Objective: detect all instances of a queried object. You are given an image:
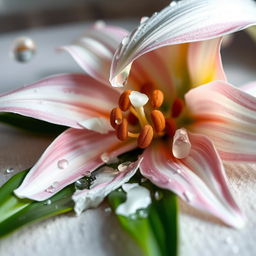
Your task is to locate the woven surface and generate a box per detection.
[0,21,255,256]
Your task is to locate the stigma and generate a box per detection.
[109,88,186,151]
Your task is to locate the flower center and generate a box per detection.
[109,88,186,150]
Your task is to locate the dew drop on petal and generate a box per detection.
[94,20,106,29]
[140,16,149,24]
[121,36,129,46]
[100,153,110,163]
[12,37,36,63]
[57,159,69,169]
[174,169,181,175]
[172,128,191,159]
[118,161,131,172]
[45,181,59,193]
[183,191,194,203]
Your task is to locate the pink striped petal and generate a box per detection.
[14,128,137,201]
[73,158,142,214]
[240,81,256,96]
[0,74,120,129]
[186,81,256,162]
[188,38,226,87]
[140,135,244,228]
[110,0,256,87]
[59,24,128,85]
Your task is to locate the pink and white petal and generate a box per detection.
[185,81,256,162]
[127,45,188,101]
[240,81,256,96]
[188,38,226,87]
[110,0,256,87]
[59,24,128,85]
[140,135,244,228]
[0,74,120,129]
[14,128,137,201]
[72,158,142,215]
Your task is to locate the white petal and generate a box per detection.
[78,117,113,134]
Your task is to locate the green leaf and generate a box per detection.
[0,113,66,134]
[108,184,179,256]
[0,170,75,238]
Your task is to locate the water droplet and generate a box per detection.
[94,20,106,29]
[115,118,122,125]
[100,153,110,163]
[121,37,129,46]
[45,182,59,193]
[138,209,148,218]
[174,169,181,175]
[140,16,149,24]
[118,161,131,172]
[12,37,36,63]
[44,199,52,205]
[172,128,191,159]
[5,168,15,174]
[170,1,177,7]
[57,159,69,169]
[104,207,112,215]
[75,178,90,190]
[183,191,194,203]
[154,191,163,201]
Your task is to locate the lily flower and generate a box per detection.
[0,0,256,229]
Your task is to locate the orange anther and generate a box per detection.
[151,110,166,133]
[119,90,131,111]
[116,118,128,141]
[110,107,123,128]
[172,98,184,118]
[127,111,138,125]
[151,90,164,108]
[137,125,154,148]
[165,118,176,137]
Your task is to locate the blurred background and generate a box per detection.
[0,0,170,32]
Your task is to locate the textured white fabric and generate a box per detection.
[0,21,255,256]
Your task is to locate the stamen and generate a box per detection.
[127,112,138,125]
[172,98,184,118]
[137,125,154,148]
[172,128,191,159]
[165,118,176,137]
[151,110,165,133]
[110,107,123,128]
[128,132,139,138]
[119,90,131,111]
[116,118,128,141]
[151,90,164,108]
